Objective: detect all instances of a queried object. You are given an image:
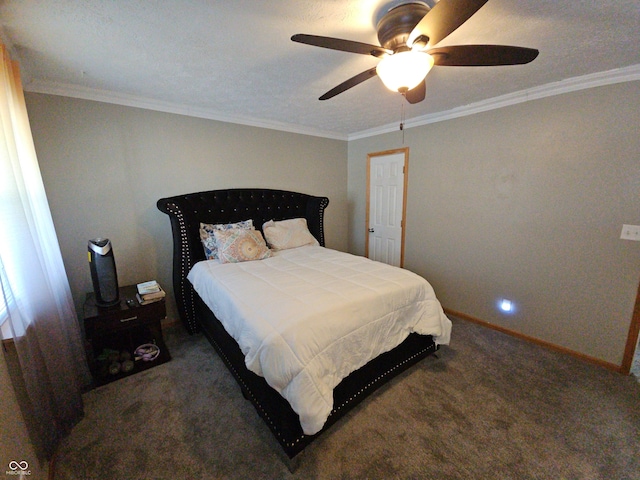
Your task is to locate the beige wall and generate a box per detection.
[25,93,348,323]
[348,81,640,366]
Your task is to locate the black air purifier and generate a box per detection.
[88,238,120,307]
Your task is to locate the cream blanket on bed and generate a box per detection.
[187,245,451,435]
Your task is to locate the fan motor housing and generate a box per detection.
[377,2,430,51]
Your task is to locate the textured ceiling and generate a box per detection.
[1,0,639,139]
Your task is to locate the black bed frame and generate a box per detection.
[157,188,438,460]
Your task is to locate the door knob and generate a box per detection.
[368,228,374,233]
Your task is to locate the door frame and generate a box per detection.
[365,147,409,267]
[620,278,640,374]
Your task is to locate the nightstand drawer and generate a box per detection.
[86,299,166,332]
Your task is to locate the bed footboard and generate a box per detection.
[195,293,437,459]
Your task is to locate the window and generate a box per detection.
[0,260,13,339]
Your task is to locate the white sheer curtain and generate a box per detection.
[0,44,91,459]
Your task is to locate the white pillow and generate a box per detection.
[262,218,319,251]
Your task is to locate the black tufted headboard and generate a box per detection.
[157,188,329,333]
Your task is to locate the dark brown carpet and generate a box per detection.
[54,316,640,479]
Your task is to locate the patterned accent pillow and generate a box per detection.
[200,220,254,260]
[262,218,319,251]
[213,228,272,264]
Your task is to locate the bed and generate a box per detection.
[157,188,451,462]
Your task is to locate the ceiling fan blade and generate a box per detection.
[319,67,378,100]
[408,0,489,48]
[430,45,539,66]
[405,80,426,104]
[291,34,391,57]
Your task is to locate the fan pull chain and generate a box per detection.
[400,95,406,144]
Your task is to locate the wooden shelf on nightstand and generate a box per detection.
[83,284,171,387]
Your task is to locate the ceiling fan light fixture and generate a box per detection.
[376,51,434,93]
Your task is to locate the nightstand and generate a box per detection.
[83,284,171,386]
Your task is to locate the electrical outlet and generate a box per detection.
[620,224,640,241]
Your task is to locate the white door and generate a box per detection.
[366,149,408,267]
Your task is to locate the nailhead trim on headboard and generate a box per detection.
[162,201,199,333]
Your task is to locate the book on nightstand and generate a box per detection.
[136,280,166,304]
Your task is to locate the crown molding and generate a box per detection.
[24,64,640,142]
[348,64,640,141]
[23,80,349,141]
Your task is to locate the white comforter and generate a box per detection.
[187,245,451,435]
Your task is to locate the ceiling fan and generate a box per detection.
[291,0,539,104]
